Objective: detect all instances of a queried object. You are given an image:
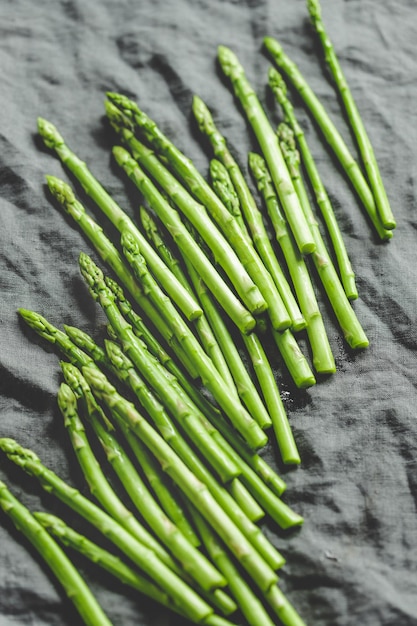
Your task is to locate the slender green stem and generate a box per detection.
[263,37,392,241]
[268,67,358,300]
[39,119,202,322]
[0,482,113,626]
[308,0,395,230]
[217,46,316,256]
[277,125,369,350]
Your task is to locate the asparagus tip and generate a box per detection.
[37,117,64,149]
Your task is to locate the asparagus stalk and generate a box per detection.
[0,440,214,624]
[268,67,358,300]
[193,95,305,332]
[106,102,267,321]
[277,124,369,350]
[0,481,113,626]
[114,240,267,450]
[79,367,281,594]
[140,205,239,392]
[106,93,295,332]
[57,381,181,573]
[263,37,393,241]
[308,0,395,230]
[113,145,257,334]
[46,176,198,379]
[60,362,228,594]
[241,332,301,464]
[216,46,316,256]
[38,119,202,322]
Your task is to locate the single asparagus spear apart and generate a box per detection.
[193,94,305,332]
[106,93,294,333]
[277,124,369,350]
[308,0,395,230]
[268,67,358,300]
[0,438,216,624]
[38,119,202,322]
[0,481,113,626]
[263,37,392,241]
[217,46,316,256]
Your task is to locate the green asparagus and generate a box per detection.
[0,481,113,626]
[193,95,305,332]
[277,124,369,349]
[216,46,316,256]
[308,0,396,230]
[263,37,392,241]
[268,67,358,300]
[39,119,202,322]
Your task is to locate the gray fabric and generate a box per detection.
[0,0,416,624]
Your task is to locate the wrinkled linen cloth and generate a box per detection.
[0,0,416,624]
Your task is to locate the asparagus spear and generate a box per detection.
[57,381,182,573]
[216,46,316,256]
[268,67,358,300]
[263,37,393,241]
[46,175,198,379]
[112,240,267,450]
[277,124,369,350]
[0,481,113,626]
[38,119,202,322]
[60,363,228,594]
[105,101,267,322]
[106,93,295,332]
[113,146,257,334]
[140,205,239,392]
[308,0,395,230]
[0,440,214,624]
[193,95,305,332]
[79,366,281,594]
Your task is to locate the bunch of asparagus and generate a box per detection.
[1,1,393,624]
